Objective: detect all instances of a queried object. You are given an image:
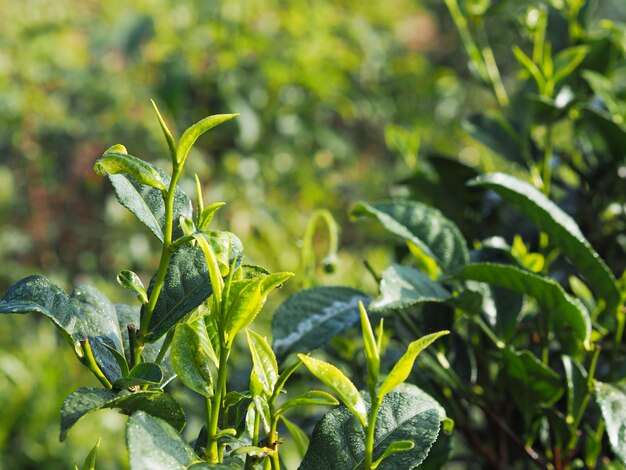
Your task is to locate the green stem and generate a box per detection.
[301,209,339,286]
[476,24,510,108]
[207,343,230,463]
[268,417,281,470]
[542,124,553,197]
[363,399,381,470]
[80,338,112,388]
[567,346,600,452]
[610,307,625,381]
[154,329,174,365]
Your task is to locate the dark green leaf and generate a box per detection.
[371,441,414,469]
[595,381,626,464]
[299,392,440,470]
[246,329,278,397]
[95,151,165,190]
[456,263,591,347]
[127,411,198,470]
[352,200,468,274]
[468,173,620,315]
[272,287,371,361]
[170,322,215,397]
[563,356,587,426]
[462,113,526,165]
[502,349,563,421]
[108,169,192,242]
[370,265,451,312]
[114,362,163,389]
[61,387,185,441]
[298,354,367,427]
[176,114,239,165]
[276,390,339,416]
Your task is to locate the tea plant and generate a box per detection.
[0,103,448,469]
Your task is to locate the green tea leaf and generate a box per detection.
[299,392,440,470]
[359,302,380,387]
[370,265,451,312]
[197,202,226,231]
[150,99,177,160]
[276,390,339,416]
[108,169,192,242]
[468,173,620,315]
[562,356,587,425]
[246,329,278,397]
[95,151,165,190]
[280,416,309,457]
[127,411,198,470]
[378,331,449,399]
[502,349,563,421]
[252,395,271,434]
[81,438,101,470]
[61,387,185,441]
[272,287,371,360]
[114,362,163,389]
[352,200,468,274]
[456,263,591,347]
[371,441,414,469]
[595,381,626,464]
[176,113,239,166]
[223,272,292,345]
[117,270,148,304]
[298,354,367,427]
[171,321,215,397]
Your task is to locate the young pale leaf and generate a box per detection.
[170,322,215,397]
[117,270,148,304]
[298,354,367,427]
[352,200,468,274]
[253,396,271,434]
[127,411,198,470]
[61,387,185,441]
[371,441,415,469]
[94,151,165,190]
[299,392,441,470]
[176,113,239,166]
[223,272,293,345]
[246,329,278,397]
[468,173,620,315]
[370,264,451,312]
[276,390,339,416]
[198,202,226,230]
[595,381,626,464]
[150,99,177,161]
[113,362,163,389]
[562,356,587,425]
[272,286,371,360]
[280,416,309,457]
[81,438,101,470]
[456,263,591,347]
[378,331,449,399]
[359,302,380,388]
[108,169,192,242]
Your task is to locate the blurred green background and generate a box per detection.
[1,0,626,468]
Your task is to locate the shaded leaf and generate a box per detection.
[127,411,198,470]
[595,381,626,464]
[299,392,440,470]
[61,387,185,441]
[370,265,451,312]
[171,322,215,397]
[114,362,163,389]
[117,271,148,304]
[272,287,371,361]
[352,200,468,274]
[563,356,587,426]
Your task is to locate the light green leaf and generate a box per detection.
[252,396,271,434]
[298,354,367,427]
[127,411,198,470]
[117,270,148,304]
[553,45,589,83]
[276,390,339,416]
[272,287,371,360]
[378,331,449,399]
[280,416,309,457]
[108,169,192,242]
[246,329,278,397]
[176,113,239,166]
[371,441,414,469]
[198,202,226,231]
[469,173,620,316]
[455,263,591,347]
[171,321,215,397]
[595,381,626,464]
[352,200,468,274]
[360,302,380,387]
[370,264,451,312]
[299,392,441,470]
[81,438,101,470]
[61,387,185,441]
[94,151,165,190]
[151,99,177,161]
[114,362,163,389]
[563,356,587,426]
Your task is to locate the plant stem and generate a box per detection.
[567,346,600,453]
[610,307,625,381]
[206,343,229,463]
[80,338,112,388]
[268,417,281,470]
[542,124,553,197]
[363,399,381,470]
[154,329,174,365]
[476,24,510,108]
